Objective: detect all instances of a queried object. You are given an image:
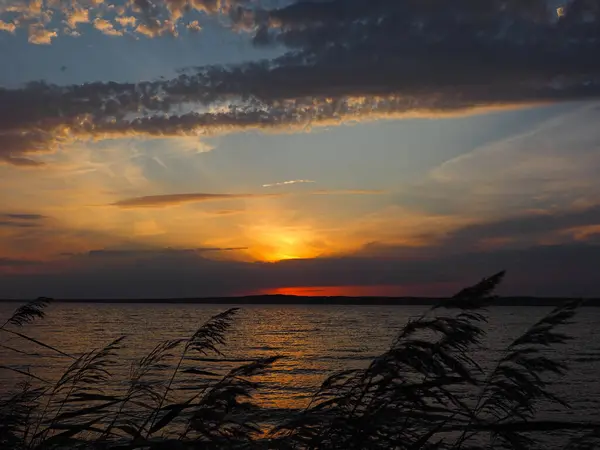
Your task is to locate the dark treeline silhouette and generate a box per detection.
[2,272,600,449]
[3,295,600,307]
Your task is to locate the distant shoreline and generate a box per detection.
[1,295,598,307]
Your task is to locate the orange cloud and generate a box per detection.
[112,193,284,208]
[0,19,16,33]
[93,18,123,36]
[65,8,89,29]
[28,23,57,44]
[111,190,384,208]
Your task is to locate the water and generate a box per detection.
[2,303,600,423]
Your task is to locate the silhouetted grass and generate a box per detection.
[1,272,600,449]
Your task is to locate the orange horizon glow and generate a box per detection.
[254,283,462,297]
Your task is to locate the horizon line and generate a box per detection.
[0,295,596,306]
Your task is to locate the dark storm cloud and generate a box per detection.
[2,0,600,165]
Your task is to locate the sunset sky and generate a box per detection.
[1,0,600,298]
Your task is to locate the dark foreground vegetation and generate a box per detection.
[2,272,600,449]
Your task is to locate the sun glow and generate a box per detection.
[245,225,324,262]
[259,231,315,262]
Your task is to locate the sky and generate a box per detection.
[1,0,600,298]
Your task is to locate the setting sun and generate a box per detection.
[250,227,323,262]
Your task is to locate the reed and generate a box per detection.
[1,273,599,449]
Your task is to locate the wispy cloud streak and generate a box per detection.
[262,179,315,187]
[112,189,385,208]
[112,193,283,208]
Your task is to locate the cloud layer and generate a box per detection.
[0,0,246,42]
[4,196,600,297]
[2,0,600,165]
[3,239,600,298]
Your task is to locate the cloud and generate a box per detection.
[4,0,594,47]
[262,179,315,187]
[64,247,248,258]
[0,20,15,33]
[65,7,89,29]
[449,205,600,242]
[115,16,137,28]
[2,214,47,221]
[431,204,600,255]
[112,192,283,208]
[210,209,245,216]
[28,23,57,44]
[111,189,384,208]
[311,189,385,195]
[135,20,178,38]
[393,103,600,217]
[0,0,242,42]
[0,213,48,228]
[345,199,600,258]
[0,89,548,167]
[3,240,600,298]
[1,0,600,165]
[0,221,39,228]
[187,20,202,32]
[93,18,123,36]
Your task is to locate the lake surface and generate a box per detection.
[2,302,600,423]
